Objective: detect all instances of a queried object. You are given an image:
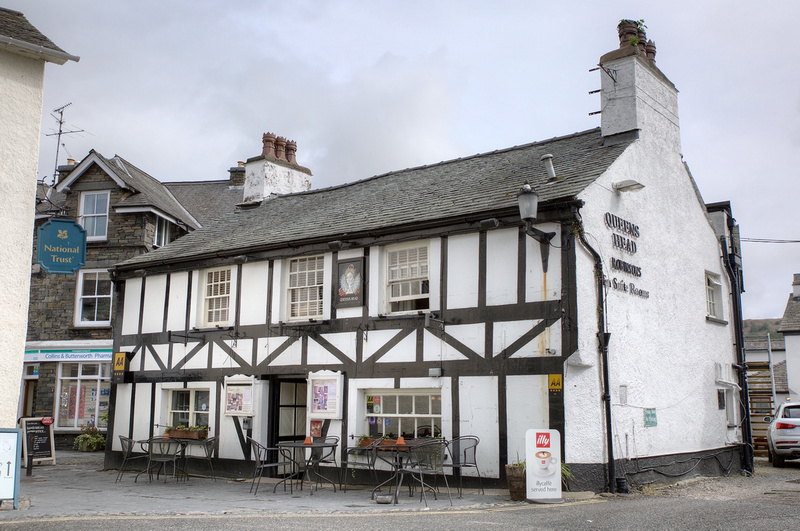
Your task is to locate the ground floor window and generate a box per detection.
[364,390,441,439]
[57,362,111,429]
[718,388,736,427]
[169,389,210,428]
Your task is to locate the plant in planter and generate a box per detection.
[73,424,106,452]
[164,425,208,440]
[505,457,526,501]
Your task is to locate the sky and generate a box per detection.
[7,0,800,321]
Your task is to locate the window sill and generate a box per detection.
[705,315,728,325]
[282,319,327,327]
[71,324,112,330]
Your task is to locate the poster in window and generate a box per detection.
[310,420,323,437]
[307,370,343,419]
[335,258,364,308]
[225,384,253,416]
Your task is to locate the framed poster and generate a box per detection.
[308,370,343,419]
[335,258,364,308]
[224,375,255,416]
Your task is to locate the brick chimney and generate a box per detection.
[599,20,679,153]
[243,132,312,203]
[228,161,245,187]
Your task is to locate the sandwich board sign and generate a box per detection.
[525,429,564,504]
[0,429,22,509]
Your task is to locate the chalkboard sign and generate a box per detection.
[19,417,56,465]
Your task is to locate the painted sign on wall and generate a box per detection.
[36,218,86,274]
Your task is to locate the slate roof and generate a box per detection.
[165,181,244,226]
[116,128,631,270]
[778,294,800,333]
[67,152,202,230]
[0,8,77,64]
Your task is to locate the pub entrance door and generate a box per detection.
[269,378,307,466]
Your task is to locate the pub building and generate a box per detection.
[106,23,750,490]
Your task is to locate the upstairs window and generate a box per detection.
[76,270,112,326]
[203,267,232,326]
[705,272,724,321]
[154,217,171,248]
[288,256,325,320]
[387,244,429,313]
[79,191,110,241]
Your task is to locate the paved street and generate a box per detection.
[1,452,799,529]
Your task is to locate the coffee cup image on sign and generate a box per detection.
[534,450,557,474]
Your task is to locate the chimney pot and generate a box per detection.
[262,132,276,158]
[286,140,297,164]
[67,158,75,166]
[617,20,639,48]
[275,136,287,161]
[645,40,657,61]
[238,160,245,167]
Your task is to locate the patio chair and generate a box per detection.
[248,437,294,495]
[396,438,452,507]
[443,435,484,496]
[116,435,149,482]
[193,436,218,481]
[144,438,184,483]
[341,436,385,492]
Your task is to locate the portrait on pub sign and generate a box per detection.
[336,258,364,308]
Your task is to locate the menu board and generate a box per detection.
[20,417,56,465]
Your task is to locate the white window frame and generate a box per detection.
[55,362,111,430]
[75,269,113,327]
[168,388,211,428]
[79,190,110,242]
[705,272,724,320]
[201,267,233,327]
[363,389,442,439]
[154,217,171,248]
[287,255,325,321]
[385,243,430,314]
[717,388,737,427]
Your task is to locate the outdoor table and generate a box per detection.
[370,440,420,502]
[277,440,339,495]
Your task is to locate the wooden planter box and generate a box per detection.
[166,429,207,440]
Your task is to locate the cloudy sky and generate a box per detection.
[8,0,800,321]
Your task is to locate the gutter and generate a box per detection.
[0,35,80,64]
[575,217,616,493]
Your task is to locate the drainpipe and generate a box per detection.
[720,230,754,474]
[576,220,616,493]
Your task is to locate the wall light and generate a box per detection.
[518,183,556,273]
[612,179,645,193]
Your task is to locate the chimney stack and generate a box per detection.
[793,274,800,298]
[228,161,245,187]
[243,132,312,204]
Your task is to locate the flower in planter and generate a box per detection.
[73,424,106,452]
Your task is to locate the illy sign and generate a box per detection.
[525,429,564,504]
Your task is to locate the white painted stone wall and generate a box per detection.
[566,53,741,464]
[784,335,800,401]
[243,158,311,203]
[0,49,46,428]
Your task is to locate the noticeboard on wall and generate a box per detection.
[308,370,343,419]
[19,417,56,465]
[224,375,255,416]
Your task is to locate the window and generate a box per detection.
[717,388,736,427]
[79,191,110,241]
[288,256,325,320]
[154,217,171,248]
[705,272,724,321]
[387,244,429,313]
[169,389,210,428]
[364,390,441,439]
[76,270,112,326]
[56,362,111,429]
[203,267,232,326]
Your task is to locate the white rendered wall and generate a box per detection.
[567,89,741,464]
[243,159,311,203]
[784,335,800,400]
[459,376,500,478]
[0,50,46,427]
[447,233,479,309]
[486,228,518,306]
[506,375,549,465]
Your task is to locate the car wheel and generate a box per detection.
[768,450,773,463]
[773,453,785,467]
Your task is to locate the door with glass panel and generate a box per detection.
[271,379,307,469]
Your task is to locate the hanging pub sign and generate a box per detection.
[335,258,364,308]
[36,218,86,274]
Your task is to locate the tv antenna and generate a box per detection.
[46,102,84,185]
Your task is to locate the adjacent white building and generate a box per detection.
[0,8,78,428]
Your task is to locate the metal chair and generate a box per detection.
[247,437,294,495]
[341,436,385,492]
[116,435,148,482]
[396,438,452,507]
[300,436,340,491]
[144,438,184,483]
[194,436,218,481]
[444,435,484,496]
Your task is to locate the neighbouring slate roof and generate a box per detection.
[89,152,201,230]
[778,294,800,333]
[748,360,789,394]
[744,338,785,352]
[35,183,66,218]
[0,8,77,64]
[116,128,631,270]
[164,181,244,226]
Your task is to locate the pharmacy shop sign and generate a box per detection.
[37,219,86,274]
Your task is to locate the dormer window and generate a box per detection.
[154,217,171,248]
[79,191,110,242]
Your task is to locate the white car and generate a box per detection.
[767,402,800,467]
